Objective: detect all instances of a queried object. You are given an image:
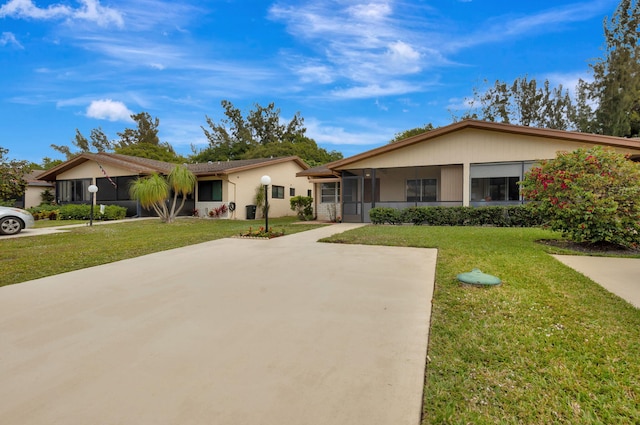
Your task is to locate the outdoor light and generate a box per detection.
[88,184,98,226]
[260,175,271,232]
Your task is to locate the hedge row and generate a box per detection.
[28,204,127,221]
[369,206,543,227]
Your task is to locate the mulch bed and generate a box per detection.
[537,239,640,256]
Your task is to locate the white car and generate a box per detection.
[0,206,35,235]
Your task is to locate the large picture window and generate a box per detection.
[96,176,137,201]
[471,177,520,201]
[198,180,222,202]
[406,179,437,202]
[321,182,340,203]
[56,179,92,203]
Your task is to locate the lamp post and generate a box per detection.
[260,175,271,232]
[88,184,98,226]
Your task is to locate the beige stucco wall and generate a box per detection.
[23,186,51,209]
[197,161,312,220]
[337,129,639,169]
[440,165,463,202]
[336,129,640,206]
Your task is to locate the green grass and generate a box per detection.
[322,226,640,424]
[1,217,325,287]
[33,219,87,228]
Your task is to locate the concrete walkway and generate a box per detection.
[0,224,437,425]
[553,255,640,308]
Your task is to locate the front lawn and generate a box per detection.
[1,217,324,287]
[322,226,640,424]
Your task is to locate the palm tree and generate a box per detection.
[130,165,196,223]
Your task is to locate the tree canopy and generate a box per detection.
[589,0,640,137]
[453,77,578,131]
[389,124,435,143]
[194,100,342,166]
[450,0,640,137]
[50,112,184,163]
[0,147,30,204]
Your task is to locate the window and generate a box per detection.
[307,189,312,197]
[321,182,339,203]
[272,185,284,199]
[406,179,437,202]
[198,180,222,202]
[96,176,137,201]
[289,187,295,197]
[471,177,520,201]
[56,179,91,203]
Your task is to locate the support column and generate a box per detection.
[462,162,470,207]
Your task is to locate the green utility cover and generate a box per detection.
[457,268,501,286]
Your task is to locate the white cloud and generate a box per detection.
[295,62,334,84]
[305,117,393,146]
[0,0,123,27]
[346,3,392,21]
[269,1,434,91]
[331,81,421,99]
[447,1,613,51]
[384,40,422,73]
[0,31,23,48]
[374,99,388,111]
[73,0,124,28]
[0,0,70,19]
[86,99,133,121]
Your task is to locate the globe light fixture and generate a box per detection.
[88,184,98,226]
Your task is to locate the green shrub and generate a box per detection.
[56,204,127,221]
[290,196,314,220]
[28,204,61,221]
[520,146,640,249]
[369,207,403,225]
[369,205,542,227]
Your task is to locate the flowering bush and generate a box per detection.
[520,146,640,249]
[239,226,284,238]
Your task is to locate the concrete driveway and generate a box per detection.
[0,224,437,425]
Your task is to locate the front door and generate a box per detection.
[341,176,361,222]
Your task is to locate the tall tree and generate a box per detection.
[456,77,576,130]
[51,112,182,162]
[570,79,598,134]
[114,112,161,148]
[242,134,343,166]
[51,127,112,159]
[0,147,30,204]
[198,100,307,161]
[589,0,640,137]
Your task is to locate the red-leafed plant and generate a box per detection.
[520,146,640,249]
[208,204,228,218]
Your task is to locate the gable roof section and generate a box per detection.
[296,164,340,178]
[326,119,640,171]
[25,170,54,187]
[37,153,174,181]
[37,153,309,181]
[188,156,309,176]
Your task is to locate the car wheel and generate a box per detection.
[0,217,23,235]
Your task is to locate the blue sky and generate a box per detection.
[0,0,620,163]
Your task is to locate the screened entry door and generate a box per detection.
[341,176,362,222]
